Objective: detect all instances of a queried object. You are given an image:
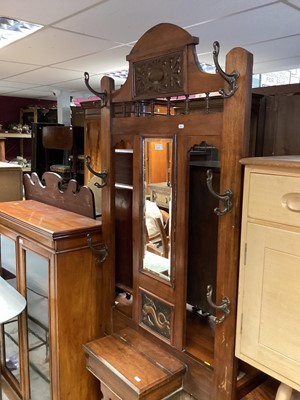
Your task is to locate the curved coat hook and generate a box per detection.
[87,234,108,264]
[86,156,108,188]
[206,169,233,216]
[84,72,107,106]
[212,41,239,98]
[206,285,230,325]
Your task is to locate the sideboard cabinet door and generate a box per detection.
[236,157,300,393]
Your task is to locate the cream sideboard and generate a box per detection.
[236,156,300,397]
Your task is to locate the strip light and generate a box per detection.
[0,17,43,49]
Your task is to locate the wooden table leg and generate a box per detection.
[0,139,6,162]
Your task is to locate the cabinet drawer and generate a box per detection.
[151,190,170,208]
[101,382,122,400]
[248,172,300,227]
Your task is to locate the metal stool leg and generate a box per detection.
[275,383,293,400]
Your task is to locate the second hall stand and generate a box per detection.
[83,23,256,400]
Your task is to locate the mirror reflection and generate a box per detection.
[143,138,173,280]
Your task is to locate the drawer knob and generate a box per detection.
[281,193,300,212]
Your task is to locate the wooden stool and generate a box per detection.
[83,327,186,399]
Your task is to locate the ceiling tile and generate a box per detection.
[246,35,300,73]
[286,0,300,7]
[0,0,106,25]
[54,45,132,74]
[0,61,41,79]
[53,0,276,43]
[0,27,117,65]
[189,2,300,66]
[3,66,86,85]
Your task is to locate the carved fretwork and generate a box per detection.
[133,51,184,99]
[141,291,172,340]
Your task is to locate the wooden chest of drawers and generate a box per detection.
[148,182,171,209]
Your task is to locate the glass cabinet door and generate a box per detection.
[0,235,22,387]
[23,245,50,400]
[0,234,51,399]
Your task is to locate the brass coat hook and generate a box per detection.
[206,285,230,325]
[87,234,108,264]
[206,169,233,216]
[86,156,108,188]
[84,72,107,106]
[212,41,239,98]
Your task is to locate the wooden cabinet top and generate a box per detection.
[0,200,101,249]
[240,155,300,168]
[0,132,31,139]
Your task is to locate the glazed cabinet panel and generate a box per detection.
[0,200,102,400]
[1,234,51,399]
[236,157,300,393]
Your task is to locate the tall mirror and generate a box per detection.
[142,137,173,281]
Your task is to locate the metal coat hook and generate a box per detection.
[84,72,107,106]
[86,156,108,188]
[87,234,108,264]
[206,285,230,325]
[205,92,210,113]
[206,169,233,216]
[212,41,239,98]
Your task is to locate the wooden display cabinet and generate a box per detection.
[0,199,102,400]
[236,156,300,398]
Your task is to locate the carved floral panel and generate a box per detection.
[133,51,184,98]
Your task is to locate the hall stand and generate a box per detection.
[83,23,260,399]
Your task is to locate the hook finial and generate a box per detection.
[212,41,239,98]
[84,72,107,106]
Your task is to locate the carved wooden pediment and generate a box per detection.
[23,172,95,219]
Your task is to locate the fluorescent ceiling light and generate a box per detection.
[0,17,43,49]
[106,69,128,79]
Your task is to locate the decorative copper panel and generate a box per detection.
[141,291,172,340]
[133,52,184,98]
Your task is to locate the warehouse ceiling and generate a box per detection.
[0,0,299,100]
